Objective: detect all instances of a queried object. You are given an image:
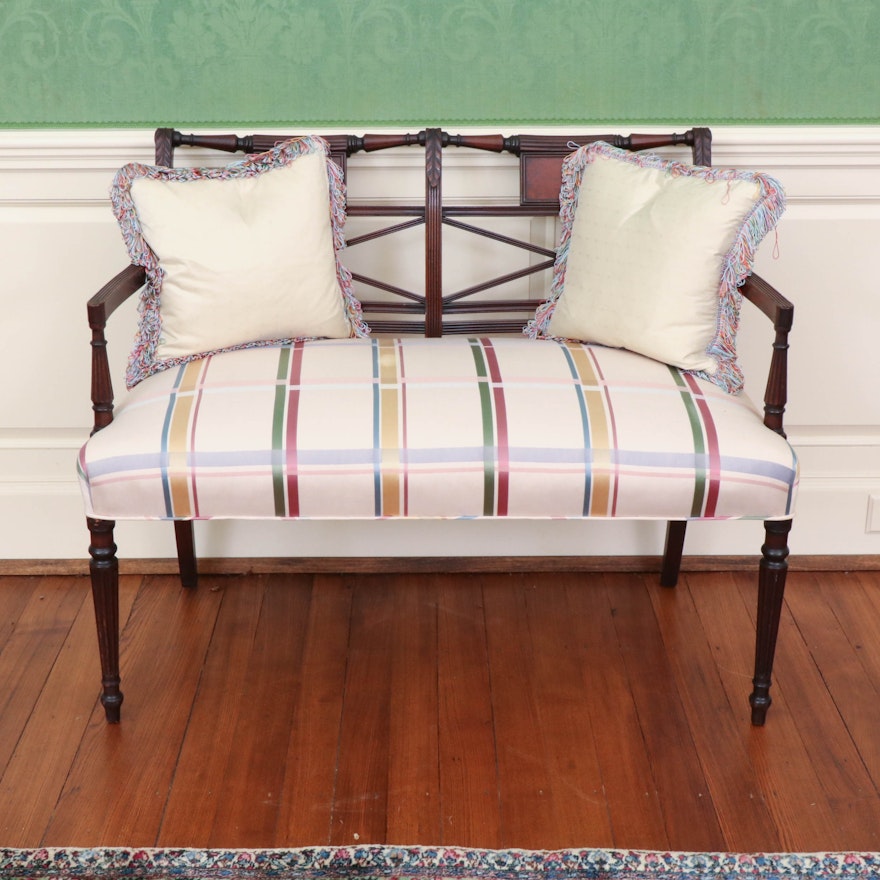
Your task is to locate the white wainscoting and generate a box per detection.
[1,126,878,561]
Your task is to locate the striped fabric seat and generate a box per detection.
[78,337,798,522]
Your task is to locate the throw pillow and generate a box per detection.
[111,136,368,388]
[525,141,785,393]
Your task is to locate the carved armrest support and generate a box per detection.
[741,273,794,437]
[88,265,146,433]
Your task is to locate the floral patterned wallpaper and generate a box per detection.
[2,0,878,127]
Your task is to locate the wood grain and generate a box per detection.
[436,576,502,847]
[646,574,781,852]
[604,573,725,851]
[2,570,880,850]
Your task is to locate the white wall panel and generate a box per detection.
[1,126,878,560]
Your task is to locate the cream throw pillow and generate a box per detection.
[111,136,367,387]
[526,142,786,393]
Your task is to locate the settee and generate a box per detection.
[78,126,797,724]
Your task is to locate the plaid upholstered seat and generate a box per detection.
[79,336,797,523]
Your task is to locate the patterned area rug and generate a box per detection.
[1,847,879,880]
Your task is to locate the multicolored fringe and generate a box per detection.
[1,846,878,879]
[524,141,786,395]
[110,135,369,389]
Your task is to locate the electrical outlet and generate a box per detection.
[867,496,880,533]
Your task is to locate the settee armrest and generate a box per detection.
[87,264,146,433]
[741,272,793,437]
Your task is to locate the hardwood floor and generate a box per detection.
[1,567,880,851]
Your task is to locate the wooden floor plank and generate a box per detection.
[774,572,880,844]
[41,576,223,845]
[481,574,618,849]
[2,569,880,850]
[156,575,268,847]
[275,575,353,846]
[688,570,842,851]
[736,571,880,850]
[743,572,880,848]
[604,573,726,852]
[519,575,613,848]
[823,572,880,700]
[563,574,670,850]
[647,575,782,851]
[0,577,87,778]
[385,576,441,844]
[0,575,139,846]
[0,576,40,655]
[786,572,880,784]
[436,576,502,847]
[205,575,313,847]
[815,571,880,790]
[329,577,396,845]
[482,574,568,849]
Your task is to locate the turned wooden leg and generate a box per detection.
[749,518,792,726]
[660,520,687,587]
[174,520,198,589]
[87,517,123,722]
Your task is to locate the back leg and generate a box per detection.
[174,520,198,588]
[660,520,687,587]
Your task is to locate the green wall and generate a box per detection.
[3,0,878,128]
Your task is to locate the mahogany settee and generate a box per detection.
[79,126,796,725]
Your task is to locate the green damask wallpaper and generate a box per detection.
[2,0,878,127]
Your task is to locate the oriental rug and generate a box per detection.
[1,846,878,880]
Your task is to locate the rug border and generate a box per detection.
[2,845,880,878]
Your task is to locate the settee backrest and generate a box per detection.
[153,126,712,337]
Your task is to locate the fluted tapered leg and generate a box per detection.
[87,517,123,722]
[749,518,792,726]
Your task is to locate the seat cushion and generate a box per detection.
[78,337,797,521]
